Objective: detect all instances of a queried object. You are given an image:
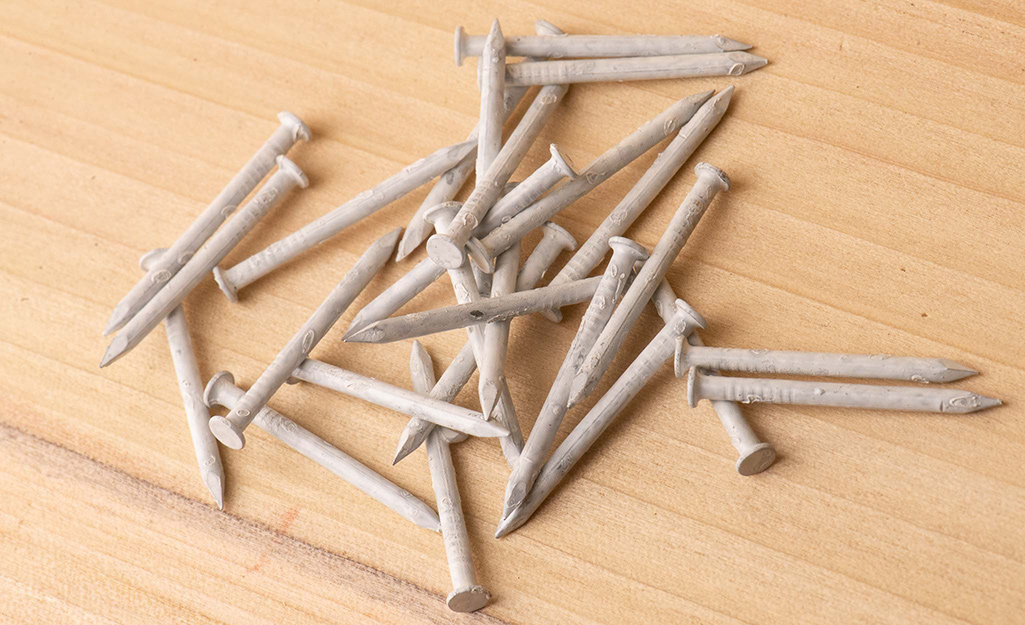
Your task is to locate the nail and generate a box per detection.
[203,371,440,531]
[425,429,491,612]
[214,139,475,296]
[545,87,734,321]
[344,258,448,338]
[515,222,576,292]
[503,237,648,516]
[496,299,702,536]
[652,279,775,476]
[455,28,752,65]
[104,112,310,335]
[465,90,714,273]
[474,144,578,236]
[470,182,519,297]
[569,162,727,406]
[394,340,478,464]
[208,228,400,449]
[675,344,978,384]
[476,19,506,183]
[478,242,520,434]
[345,275,603,344]
[397,87,532,262]
[428,83,569,269]
[100,156,308,367]
[291,359,508,438]
[504,52,768,86]
[139,249,225,508]
[410,341,467,444]
[688,369,1001,413]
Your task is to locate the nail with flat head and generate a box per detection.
[139,249,225,508]
[104,112,310,335]
[100,156,308,367]
[204,372,440,530]
[209,228,400,449]
[516,221,576,293]
[569,162,726,406]
[504,52,768,86]
[475,144,578,236]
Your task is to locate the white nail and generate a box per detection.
[100,156,308,368]
[687,369,1001,413]
[504,52,768,86]
[652,279,775,476]
[496,299,703,537]
[139,249,225,508]
[569,162,727,405]
[410,341,467,444]
[428,84,569,269]
[515,221,576,292]
[546,86,734,321]
[345,275,603,344]
[465,91,714,273]
[208,228,400,449]
[104,112,310,335]
[474,144,578,236]
[454,27,752,65]
[291,359,508,438]
[478,242,520,442]
[214,139,475,296]
[503,237,648,516]
[476,19,506,183]
[203,371,440,531]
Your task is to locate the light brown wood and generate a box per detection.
[1,1,1023,623]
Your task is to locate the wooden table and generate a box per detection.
[2,1,1022,623]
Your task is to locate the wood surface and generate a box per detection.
[1,1,1023,623]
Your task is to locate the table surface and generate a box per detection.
[2,1,1024,623]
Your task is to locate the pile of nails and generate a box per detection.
[99,19,1000,614]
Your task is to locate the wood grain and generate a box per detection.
[1,1,1023,623]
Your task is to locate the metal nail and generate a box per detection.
[465,91,714,273]
[410,341,467,444]
[345,275,603,344]
[652,279,775,476]
[428,83,569,269]
[569,162,727,406]
[100,156,308,367]
[214,139,476,296]
[474,145,578,236]
[290,359,508,438]
[476,19,506,183]
[454,28,752,65]
[544,86,733,321]
[686,369,1002,413]
[104,112,310,335]
[139,249,225,508]
[478,242,520,437]
[203,371,440,531]
[515,222,576,292]
[208,228,400,449]
[496,299,703,537]
[503,52,768,86]
[503,237,648,516]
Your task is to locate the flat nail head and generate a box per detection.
[277,111,312,142]
[736,443,776,476]
[208,415,246,450]
[454,25,467,66]
[426,234,467,269]
[676,299,707,331]
[694,162,730,191]
[607,236,649,263]
[465,237,494,273]
[686,366,702,408]
[275,155,310,189]
[542,221,577,252]
[212,266,239,303]
[447,585,491,613]
[549,143,578,179]
[203,371,236,409]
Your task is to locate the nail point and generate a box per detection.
[205,471,224,510]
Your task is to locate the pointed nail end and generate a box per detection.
[938,359,979,381]
[719,36,753,52]
[205,472,224,510]
[976,396,1003,411]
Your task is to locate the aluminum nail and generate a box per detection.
[100,156,308,367]
[203,371,440,531]
[474,144,578,236]
[104,112,310,335]
[545,87,733,321]
[139,249,225,508]
[687,369,1002,413]
[465,91,714,273]
[454,28,752,65]
[428,83,569,269]
[503,52,768,86]
[652,279,775,476]
[496,299,703,536]
[410,341,467,444]
[503,237,648,516]
[208,228,400,450]
[345,275,603,344]
[515,222,576,292]
[476,19,506,182]
[291,359,508,437]
[569,162,727,406]
[214,139,476,296]
[425,429,491,612]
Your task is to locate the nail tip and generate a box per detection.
[204,472,224,509]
